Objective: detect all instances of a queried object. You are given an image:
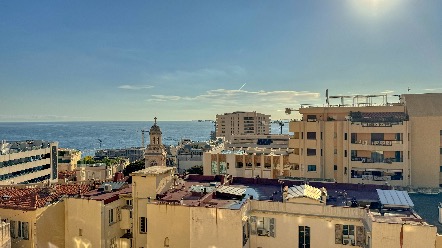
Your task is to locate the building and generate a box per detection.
[203,134,292,179]
[75,163,116,182]
[216,111,271,140]
[129,168,440,248]
[95,147,145,163]
[288,93,442,189]
[145,117,167,168]
[169,139,220,173]
[58,148,81,171]
[0,140,58,185]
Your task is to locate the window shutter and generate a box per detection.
[249,216,257,235]
[10,221,16,239]
[269,218,276,237]
[23,222,29,240]
[356,226,364,246]
[335,224,343,244]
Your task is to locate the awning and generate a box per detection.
[376,189,414,208]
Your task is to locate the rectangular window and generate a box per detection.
[140,217,147,233]
[307,115,317,122]
[440,166,442,173]
[307,132,316,140]
[17,221,29,240]
[321,149,323,156]
[344,150,347,157]
[299,226,310,248]
[334,165,337,171]
[307,149,316,156]
[440,148,442,155]
[440,130,442,135]
[344,133,348,140]
[109,209,114,224]
[126,199,132,206]
[307,165,316,172]
[334,149,337,155]
[249,216,276,237]
[321,132,323,140]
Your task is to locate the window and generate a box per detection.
[344,133,348,140]
[334,149,337,155]
[335,224,362,246]
[320,132,323,140]
[440,148,442,155]
[110,237,117,248]
[140,217,147,233]
[307,132,316,140]
[307,115,317,122]
[334,165,337,171]
[236,162,243,168]
[440,166,442,173]
[15,221,29,240]
[321,149,323,156]
[126,199,133,206]
[79,229,83,236]
[249,216,275,237]
[307,149,316,156]
[299,226,310,248]
[109,209,115,224]
[344,150,347,157]
[307,165,316,172]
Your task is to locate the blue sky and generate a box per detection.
[1,0,441,121]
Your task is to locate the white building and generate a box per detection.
[0,140,58,185]
[216,111,271,140]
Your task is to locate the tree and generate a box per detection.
[123,159,145,177]
[186,165,203,175]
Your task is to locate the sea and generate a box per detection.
[0,121,441,232]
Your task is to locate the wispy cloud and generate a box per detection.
[380,90,394,94]
[424,88,442,92]
[147,88,320,106]
[0,115,88,121]
[118,85,154,90]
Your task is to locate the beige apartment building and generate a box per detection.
[203,134,293,179]
[216,111,271,140]
[0,140,58,185]
[130,166,439,248]
[288,93,442,189]
[58,148,81,171]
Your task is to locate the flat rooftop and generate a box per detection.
[131,166,175,176]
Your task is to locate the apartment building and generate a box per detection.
[58,148,81,171]
[216,111,270,140]
[130,168,439,248]
[288,93,442,189]
[0,140,58,185]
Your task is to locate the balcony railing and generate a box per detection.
[351,157,403,163]
[351,140,402,146]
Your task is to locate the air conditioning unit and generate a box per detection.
[104,184,113,193]
[342,238,354,246]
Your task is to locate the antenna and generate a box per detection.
[326,89,329,106]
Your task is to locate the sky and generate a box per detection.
[0,0,441,121]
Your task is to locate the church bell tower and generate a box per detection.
[145,117,167,168]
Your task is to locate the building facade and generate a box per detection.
[216,111,271,140]
[0,140,58,185]
[288,93,442,189]
[58,148,81,171]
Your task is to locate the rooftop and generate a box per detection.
[0,140,57,155]
[131,166,175,176]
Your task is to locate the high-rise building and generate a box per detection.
[216,111,270,140]
[0,140,58,185]
[288,93,442,189]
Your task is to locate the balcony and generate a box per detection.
[350,140,404,151]
[351,157,403,163]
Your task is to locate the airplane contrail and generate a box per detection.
[238,83,246,90]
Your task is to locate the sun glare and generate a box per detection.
[349,0,401,19]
